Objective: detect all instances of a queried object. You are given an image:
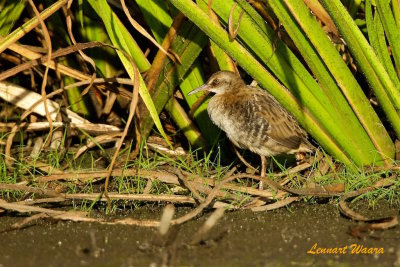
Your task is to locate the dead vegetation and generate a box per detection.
[0,0,399,239]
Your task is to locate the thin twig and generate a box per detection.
[233,146,258,172]
[66,193,196,204]
[170,168,205,203]
[190,208,225,245]
[144,12,186,93]
[339,176,397,221]
[121,0,171,58]
[228,3,245,40]
[103,47,141,210]
[27,0,53,148]
[251,197,299,212]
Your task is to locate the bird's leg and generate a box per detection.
[232,144,258,173]
[259,155,266,190]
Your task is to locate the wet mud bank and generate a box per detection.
[0,202,399,267]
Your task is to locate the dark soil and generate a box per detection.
[0,202,399,267]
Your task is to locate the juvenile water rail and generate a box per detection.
[188,71,313,188]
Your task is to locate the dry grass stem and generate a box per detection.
[171,168,205,202]
[66,193,196,204]
[0,0,68,55]
[121,0,171,58]
[144,12,186,93]
[159,204,175,235]
[251,196,300,212]
[228,3,245,40]
[233,146,258,173]
[103,49,141,208]
[339,176,398,221]
[14,197,66,206]
[0,121,121,135]
[73,133,123,159]
[191,208,225,245]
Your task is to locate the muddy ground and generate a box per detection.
[0,202,399,267]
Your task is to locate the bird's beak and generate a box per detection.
[187,84,209,96]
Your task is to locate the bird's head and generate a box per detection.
[188,71,244,96]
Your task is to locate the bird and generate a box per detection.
[188,71,314,189]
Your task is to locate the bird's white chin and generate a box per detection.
[209,86,229,94]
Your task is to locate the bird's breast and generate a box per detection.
[207,94,269,149]
[207,95,232,132]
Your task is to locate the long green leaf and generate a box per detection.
[139,22,209,139]
[0,0,26,36]
[366,0,400,88]
[179,61,221,143]
[376,0,400,76]
[135,0,174,42]
[199,5,238,72]
[0,0,67,54]
[88,0,150,71]
[88,0,171,147]
[137,0,218,147]
[204,0,378,165]
[169,0,353,165]
[284,0,395,162]
[263,0,380,164]
[348,0,362,18]
[165,98,207,148]
[393,0,400,32]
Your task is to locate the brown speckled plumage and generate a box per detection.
[189,71,313,157]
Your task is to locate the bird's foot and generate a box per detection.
[295,152,306,163]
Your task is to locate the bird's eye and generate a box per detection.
[212,79,219,85]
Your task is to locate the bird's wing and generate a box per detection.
[246,89,308,150]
